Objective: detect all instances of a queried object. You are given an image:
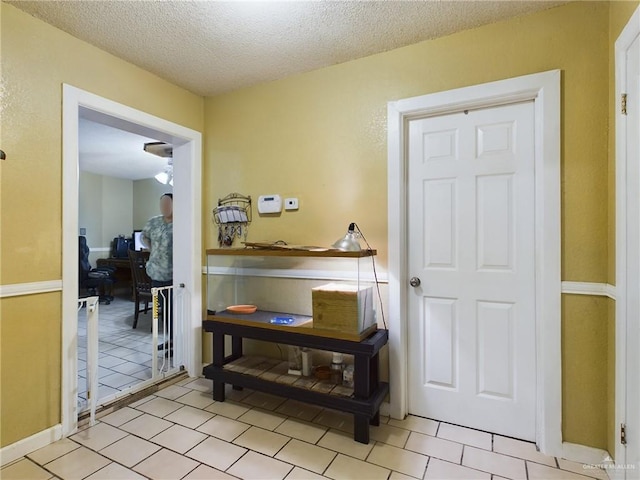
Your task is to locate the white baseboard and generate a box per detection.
[562,441,610,465]
[605,464,626,480]
[0,424,62,466]
[562,443,628,479]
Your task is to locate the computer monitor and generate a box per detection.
[133,230,145,251]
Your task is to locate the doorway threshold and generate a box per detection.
[78,370,188,427]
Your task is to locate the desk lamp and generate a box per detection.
[332,223,362,251]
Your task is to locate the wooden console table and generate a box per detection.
[202,312,389,444]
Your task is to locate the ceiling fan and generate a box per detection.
[144,142,173,185]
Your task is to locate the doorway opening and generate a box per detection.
[62,85,202,436]
[77,117,178,414]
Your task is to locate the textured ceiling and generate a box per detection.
[15,0,568,180]
[8,0,567,97]
[79,118,169,180]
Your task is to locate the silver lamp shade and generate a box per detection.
[332,222,362,251]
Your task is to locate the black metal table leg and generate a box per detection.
[354,414,371,444]
[212,332,226,401]
[353,354,371,399]
[353,352,375,442]
[231,335,244,390]
[370,410,380,426]
[231,335,243,357]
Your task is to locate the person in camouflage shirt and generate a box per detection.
[142,193,173,353]
[142,193,173,283]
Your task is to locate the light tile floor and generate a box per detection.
[78,297,171,411]
[2,377,611,480]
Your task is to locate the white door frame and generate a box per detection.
[615,6,640,477]
[387,70,562,455]
[61,85,202,436]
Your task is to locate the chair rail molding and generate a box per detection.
[202,265,389,283]
[561,281,616,300]
[0,280,63,299]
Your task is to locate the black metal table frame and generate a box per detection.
[203,320,389,444]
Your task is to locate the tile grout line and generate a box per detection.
[24,413,556,480]
[21,455,59,479]
[222,448,257,476]
[119,441,200,480]
[363,440,377,463]
[33,438,113,479]
[431,456,516,480]
[97,438,159,479]
[31,362,564,480]
[424,455,431,478]
[80,415,211,478]
[176,462,200,480]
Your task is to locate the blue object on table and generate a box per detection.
[270,316,295,325]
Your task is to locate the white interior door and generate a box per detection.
[407,101,536,441]
[622,27,640,476]
[626,31,640,476]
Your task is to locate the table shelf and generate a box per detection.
[206,248,376,258]
[202,319,389,444]
[207,309,377,342]
[203,363,389,418]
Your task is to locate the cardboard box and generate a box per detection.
[312,283,375,334]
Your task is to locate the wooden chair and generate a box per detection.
[127,250,152,329]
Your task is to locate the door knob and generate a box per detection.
[410,277,421,287]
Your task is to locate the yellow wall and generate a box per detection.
[562,294,609,448]
[0,293,62,441]
[204,1,626,450]
[0,3,203,447]
[2,0,637,453]
[205,1,612,282]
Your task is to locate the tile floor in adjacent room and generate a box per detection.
[2,376,610,480]
[77,296,173,412]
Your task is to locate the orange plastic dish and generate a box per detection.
[226,304,257,314]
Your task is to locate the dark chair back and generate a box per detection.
[128,250,152,293]
[79,236,91,281]
[128,249,153,328]
[79,236,114,303]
